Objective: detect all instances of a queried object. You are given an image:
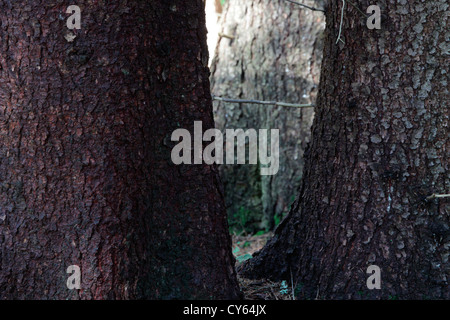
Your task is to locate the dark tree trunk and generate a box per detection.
[0,0,240,299]
[241,0,449,299]
[210,0,324,232]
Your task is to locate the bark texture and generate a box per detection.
[210,0,325,232]
[241,0,449,299]
[0,0,240,299]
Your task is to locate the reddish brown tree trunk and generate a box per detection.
[0,0,240,299]
[242,0,449,299]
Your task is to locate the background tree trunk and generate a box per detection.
[0,0,240,299]
[210,0,325,232]
[241,0,449,299]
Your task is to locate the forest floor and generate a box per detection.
[232,232,294,300]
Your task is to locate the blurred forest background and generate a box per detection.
[206,0,325,257]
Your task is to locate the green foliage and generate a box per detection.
[279,280,289,295]
[229,195,294,234]
[220,0,226,5]
[228,206,254,234]
[273,210,288,228]
[272,196,295,228]
[236,253,252,263]
[273,213,282,227]
[232,245,253,263]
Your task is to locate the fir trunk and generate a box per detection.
[0,0,240,299]
[242,0,449,299]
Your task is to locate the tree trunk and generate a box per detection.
[241,0,449,299]
[214,0,223,14]
[210,0,325,232]
[0,0,240,300]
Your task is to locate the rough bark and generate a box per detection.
[241,0,449,299]
[0,0,240,299]
[210,0,325,232]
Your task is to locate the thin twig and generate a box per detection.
[426,193,450,200]
[270,286,279,300]
[212,96,314,108]
[336,0,346,44]
[283,0,326,13]
[218,32,235,40]
[346,0,369,18]
[290,268,295,300]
